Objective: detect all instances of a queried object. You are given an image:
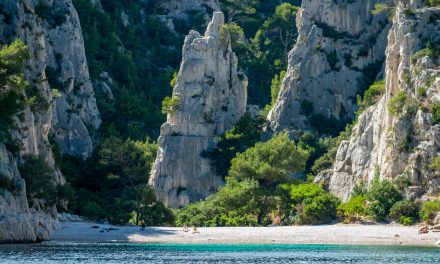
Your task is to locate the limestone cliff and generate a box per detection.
[329,1,440,201]
[149,12,248,208]
[268,0,390,132]
[0,0,100,242]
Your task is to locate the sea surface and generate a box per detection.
[0,242,438,264]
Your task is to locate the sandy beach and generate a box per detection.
[51,222,440,246]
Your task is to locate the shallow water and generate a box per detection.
[0,242,438,264]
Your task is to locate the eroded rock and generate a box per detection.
[329,1,440,201]
[268,0,390,131]
[149,12,247,208]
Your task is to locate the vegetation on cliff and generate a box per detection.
[0,40,28,150]
[2,0,438,229]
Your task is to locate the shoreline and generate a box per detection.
[49,221,440,247]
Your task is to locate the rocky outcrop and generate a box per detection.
[0,0,100,242]
[149,12,248,208]
[0,144,36,243]
[268,0,390,131]
[329,1,440,201]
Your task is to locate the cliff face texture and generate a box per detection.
[329,1,440,201]
[0,0,100,242]
[268,0,390,131]
[149,12,248,208]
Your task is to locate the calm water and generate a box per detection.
[0,242,438,264]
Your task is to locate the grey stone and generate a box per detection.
[149,12,248,208]
[328,1,440,201]
[268,0,390,131]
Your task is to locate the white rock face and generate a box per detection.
[0,145,36,243]
[149,12,248,208]
[0,0,101,242]
[268,0,390,131]
[329,1,440,201]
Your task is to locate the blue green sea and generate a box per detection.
[0,243,438,263]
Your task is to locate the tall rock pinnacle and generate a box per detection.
[149,12,248,208]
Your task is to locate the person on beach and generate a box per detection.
[182,225,189,232]
[139,219,145,231]
[418,226,428,234]
[192,225,199,234]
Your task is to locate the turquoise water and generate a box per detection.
[0,243,438,263]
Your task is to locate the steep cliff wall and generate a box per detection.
[268,0,390,132]
[329,1,440,201]
[149,12,248,208]
[0,0,100,242]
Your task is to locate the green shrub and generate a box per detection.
[411,41,440,63]
[0,175,20,194]
[56,183,76,212]
[399,216,415,226]
[428,156,440,173]
[0,39,29,135]
[287,183,325,204]
[417,87,427,98]
[220,23,245,46]
[360,80,385,108]
[426,0,440,7]
[270,71,285,104]
[389,200,419,224]
[161,96,180,114]
[169,71,178,87]
[316,22,352,39]
[388,91,407,116]
[298,193,341,225]
[403,9,415,17]
[309,114,347,136]
[261,71,286,118]
[26,85,50,112]
[81,201,107,220]
[176,203,206,227]
[278,183,340,225]
[431,102,440,124]
[367,180,403,222]
[229,132,310,187]
[419,200,440,224]
[403,98,419,117]
[220,210,259,227]
[202,113,262,177]
[176,179,260,227]
[326,50,338,70]
[393,175,412,191]
[372,3,390,15]
[19,155,56,207]
[352,181,368,197]
[300,100,314,116]
[35,0,68,27]
[337,195,368,223]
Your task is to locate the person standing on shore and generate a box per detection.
[139,219,145,231]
